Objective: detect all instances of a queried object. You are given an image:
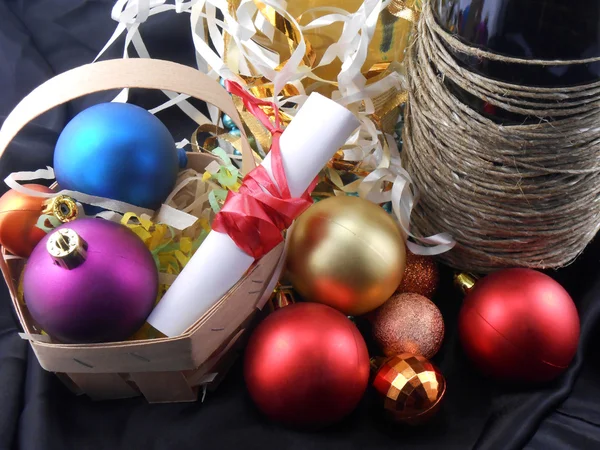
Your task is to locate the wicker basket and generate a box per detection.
[0,59,284,403]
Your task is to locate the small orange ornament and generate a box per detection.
[373,353,446,425]
[0,184,54,257]
[396,250,439,299]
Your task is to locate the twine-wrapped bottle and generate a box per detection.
[434,0,600,123]
[401,0,600,272]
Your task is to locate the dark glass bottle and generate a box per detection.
[433,0,600,122]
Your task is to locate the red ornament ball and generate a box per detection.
[244,302,370,428]
[459,268,580,383]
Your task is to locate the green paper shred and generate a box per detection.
[211,147,232,166]
[217,166,239,188]
[35,214,62,233]
[208,189,228,213]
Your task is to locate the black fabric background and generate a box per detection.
[1,1,599,449]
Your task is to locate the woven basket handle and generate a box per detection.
[0,58,255,174]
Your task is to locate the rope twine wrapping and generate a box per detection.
[401,2,600,272]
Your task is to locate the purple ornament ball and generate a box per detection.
[23,218,158,343]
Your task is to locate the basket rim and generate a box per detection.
[4,241,285,351]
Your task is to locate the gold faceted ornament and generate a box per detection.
[286,196,406,316]
[372,353,446,425]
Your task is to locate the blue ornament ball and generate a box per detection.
[177,148,189,169]
[54,103,179,210]
[222,114,236,130]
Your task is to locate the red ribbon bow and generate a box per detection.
[211,81,317,260]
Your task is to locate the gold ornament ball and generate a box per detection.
[396,250,439,299]
[373,353,446,425]
[369,293,445,359]
[286,196,406,316]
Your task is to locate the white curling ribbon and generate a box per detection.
[154,204,199,229]
[359,165,456,256]
[98,0,456,255]
[193,0,309,95]
[338,72,404,107]
[4,168,198,231]
[189,0,383,98]
[95,210,126,222]
[190,2,243,80]
[100,0,393,151]
[99,0,212,125]
[337,0,382,97]
[161,169,212,214]
[176,138,190,149]
[254,7,275,41]
[102,1,380,96]
[18,333,52,343]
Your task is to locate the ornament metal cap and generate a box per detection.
[454,273,477,294]
[369,356,388,373]
[42,195,78,223]
[268,285,296,312]
[47,228,87,270]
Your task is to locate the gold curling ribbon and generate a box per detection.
[191,124,229,153]
[244,75,301,99]
[225,0,422,95]
[312,150,370,199]
[191,90,295,162]
[191,124,229,151]
[231,94,274,155]
[387,0,420,22]
[224,0,316,83]
[190,121,264,163]
[239,110,272,154]
[369,62,410,134]
[252,1,317,69]
[372,90,408,134]
[365,0,420,78]
[220,0,418,195]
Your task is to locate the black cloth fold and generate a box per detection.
[0,1,599,449]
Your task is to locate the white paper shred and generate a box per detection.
[96,0,455,254]
[5,168,198,231]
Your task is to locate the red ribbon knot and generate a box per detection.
[211,81,317,259]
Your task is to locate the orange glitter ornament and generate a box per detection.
[369,293,444,359]
[396,250,439,299]
[373,353,446,425]
[0,184,53,257]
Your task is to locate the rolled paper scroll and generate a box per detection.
[147,93,360,337]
